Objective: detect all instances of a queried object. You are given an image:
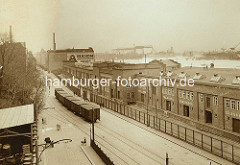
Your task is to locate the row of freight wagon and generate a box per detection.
[55,88,100,122]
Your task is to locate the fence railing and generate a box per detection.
[94,95,240,165]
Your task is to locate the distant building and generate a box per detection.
[61,60,240,139]
[47,33,94,72]
[47,47,94,72]
[136,66,240,136]
[63,59,178,104]
[35,48,47,68]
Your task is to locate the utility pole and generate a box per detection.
[92,108,95,142]
[145,54,146,64]
[166,153,169,165]
[146,84,149,127]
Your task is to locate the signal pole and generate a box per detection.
[92,108,95,142]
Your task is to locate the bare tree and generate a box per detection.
[0,34,46,110]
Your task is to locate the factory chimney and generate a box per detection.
[9,25,13,43]
[53,33,56,50]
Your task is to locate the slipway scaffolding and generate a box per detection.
[0,104,38,165]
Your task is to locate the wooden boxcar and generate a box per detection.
[55,88,65,99]
[64,96,80,111]
[71,100,88,116]
[55,91,67,100]
[58,93,72,105]
[81,103,100,122]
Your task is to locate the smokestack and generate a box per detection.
[9,25,13,43]
[53,33,56,50]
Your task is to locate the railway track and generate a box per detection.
[44,81,226,165]
[46,97,142,165]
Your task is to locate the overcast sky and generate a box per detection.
[1,0,240,53]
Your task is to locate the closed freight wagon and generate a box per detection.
[71,100,88,116]
[64,96,80,111]
[81,104,100,122]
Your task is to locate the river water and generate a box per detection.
[114,56,240,69]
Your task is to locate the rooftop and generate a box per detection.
[48,47,94,53]
[171,67,240,86]
[0,104,34,130]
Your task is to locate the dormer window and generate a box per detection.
[193,72,203,80]
[232,76,240,85]
[167,71,173,77]
[160,71,164,76]
[178,71,187,78]
[210,74,224,83]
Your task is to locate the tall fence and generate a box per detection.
[94,95,240,165]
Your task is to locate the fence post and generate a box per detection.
[221,141,223,157]
[171,122,173,135]
[193,131,195,145]
[210,137,212,153]
[144,113,145,124]
[201,134,203,149]
[135,109,137,120]
[139,111,140,122]
[185,128,187,141]
[178,125,180,138]
[153,116,155,128]
[159,118,161,130]
[120,104,122,115]
[165,120,166,133]
[232,145,234,162]
[166,153,169,165]
[124,105,125,115]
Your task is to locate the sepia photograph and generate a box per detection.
[0,0,240,164]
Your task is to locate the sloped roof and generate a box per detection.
[48,47,94,53]
[168,67,240,86]
[0,104,34,129]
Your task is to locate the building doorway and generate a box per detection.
[205,110,212,123]
[233,118,240,133]
[83,91,87,100]
[183,105,189,117]
[166,100,171,111]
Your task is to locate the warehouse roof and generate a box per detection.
[0,104,34,130]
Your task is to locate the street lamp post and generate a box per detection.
[147,85,150,127]
[92,108,95,142]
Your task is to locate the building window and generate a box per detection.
[225,99,230,108]
[171,88,174,96]
[168,88,171,95]
[162,87,167,94]
[127,93,130,99]
[199,94,203,103]
[131,92,135,98]
[190,92,194,100]
[231,100,236,110]
[141,93,144,102]
[237,101,240,111]
[213,96,218,105]
[183,105,189,117]
[179,90,182,98]
[205,111,212,124]
[182,91,186,98]
[186,91,190,100]
[152,86,156,95]
[117,91,120,99]
[206,97,210,108]
[111,89,114,98]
